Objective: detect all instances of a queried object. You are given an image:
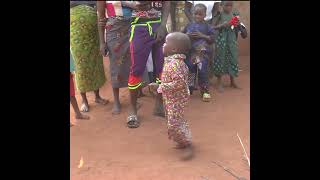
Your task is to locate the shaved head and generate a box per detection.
[167,32,191,53]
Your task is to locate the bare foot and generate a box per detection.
[154,111,165,117]
[95,97,109,105]
[153,105,165,118]
[80,103,89,112]
[70,121,77,127]
[137,90,146,98]
[112,103,121,115]
[75,113,90,120]
[153,96,165,117]
[180,144,194,160]
[137,102,142,110]
[218,84,224,93]
[209,79,214,86]
[230,83,241,89]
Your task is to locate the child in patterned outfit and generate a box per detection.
[149,32,193,159]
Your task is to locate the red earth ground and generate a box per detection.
[70,56,250,180]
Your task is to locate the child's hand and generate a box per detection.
[98,18,106,28]
[190,32,204,39]
[157,86,163,93]
[189,32,206,39]
[186,32,193,39]
[148,83,159,93]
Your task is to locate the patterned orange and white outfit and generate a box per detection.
[158,54,192,146]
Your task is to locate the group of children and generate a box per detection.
[70,1,247,159]
[149,1,247,158]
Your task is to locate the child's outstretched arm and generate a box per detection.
[213,21,230,30]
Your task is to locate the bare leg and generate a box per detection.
[230,76,240,89]
[71,96,90,120]
[129,89,138,116]
[153,93,165,118]
[112,88,121,115]
[127,87,145,128]
[217,76,224,93]
[148,72,154,83]
[80,92,90,112]
[180,144,194,160]
[94,89,109,104]
[137,87,145,98]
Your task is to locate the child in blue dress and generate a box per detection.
[182,3,215,102]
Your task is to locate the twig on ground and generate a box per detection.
[200,176,209,180]
[211,161,246,180]
[78,156,84,168]
[237,133,250,167]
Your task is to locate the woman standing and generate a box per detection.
[70,1,108,112]
[97,1,135,115]
[212,1,247,92]
[70,50,89,126]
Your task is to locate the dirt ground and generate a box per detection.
[70,56,250,180]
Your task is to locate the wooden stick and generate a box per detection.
[211,161,244,180]
[78,156,84,168]
[237,133,250,167]
[200,176,209,180]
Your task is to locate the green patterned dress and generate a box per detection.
[212,12,239,77]
[70,5,106,92]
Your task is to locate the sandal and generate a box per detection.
[127,115,140,128]
[202,93,211,102]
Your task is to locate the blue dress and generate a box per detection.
[182,22,215,94]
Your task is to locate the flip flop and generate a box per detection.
[95,98,110,105]
[80,103,90,112]
[202,93,211,102]
[127,115,140,128]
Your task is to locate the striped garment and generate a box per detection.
[105,1,132,17]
